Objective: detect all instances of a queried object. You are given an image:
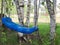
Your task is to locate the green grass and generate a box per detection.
[0,23,60,45]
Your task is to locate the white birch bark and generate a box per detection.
[0,0,3,26]
[34,0,43,45]
[34,0,38,26]
[46,0,56,45]
[19,0,24,24]
[25,0,31,27]
[14,0,24,45]
[14,0,24,25]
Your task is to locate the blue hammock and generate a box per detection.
[2,17,38,34]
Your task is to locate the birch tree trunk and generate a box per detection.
[14,0,24,25]
[34,0,38,26]
[0,0,8,44]
[14,0,24,45]
[46,0,56,45]
[34,0,42,45]
[0,0,7,32]
[25,0,32,44]
[19,0,24,24]
[0,0,4,27]
[25,0,31,27]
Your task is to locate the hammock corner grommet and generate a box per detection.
[2,17,38,34]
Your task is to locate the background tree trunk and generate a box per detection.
[46,0,56,45]
[0,0,7,32]
[34,0,43,45]
[34,0,38,26]
[0,0,4,27]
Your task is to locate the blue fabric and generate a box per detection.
[2,17,38,34]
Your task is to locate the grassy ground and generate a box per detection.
[0,23,60,45]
